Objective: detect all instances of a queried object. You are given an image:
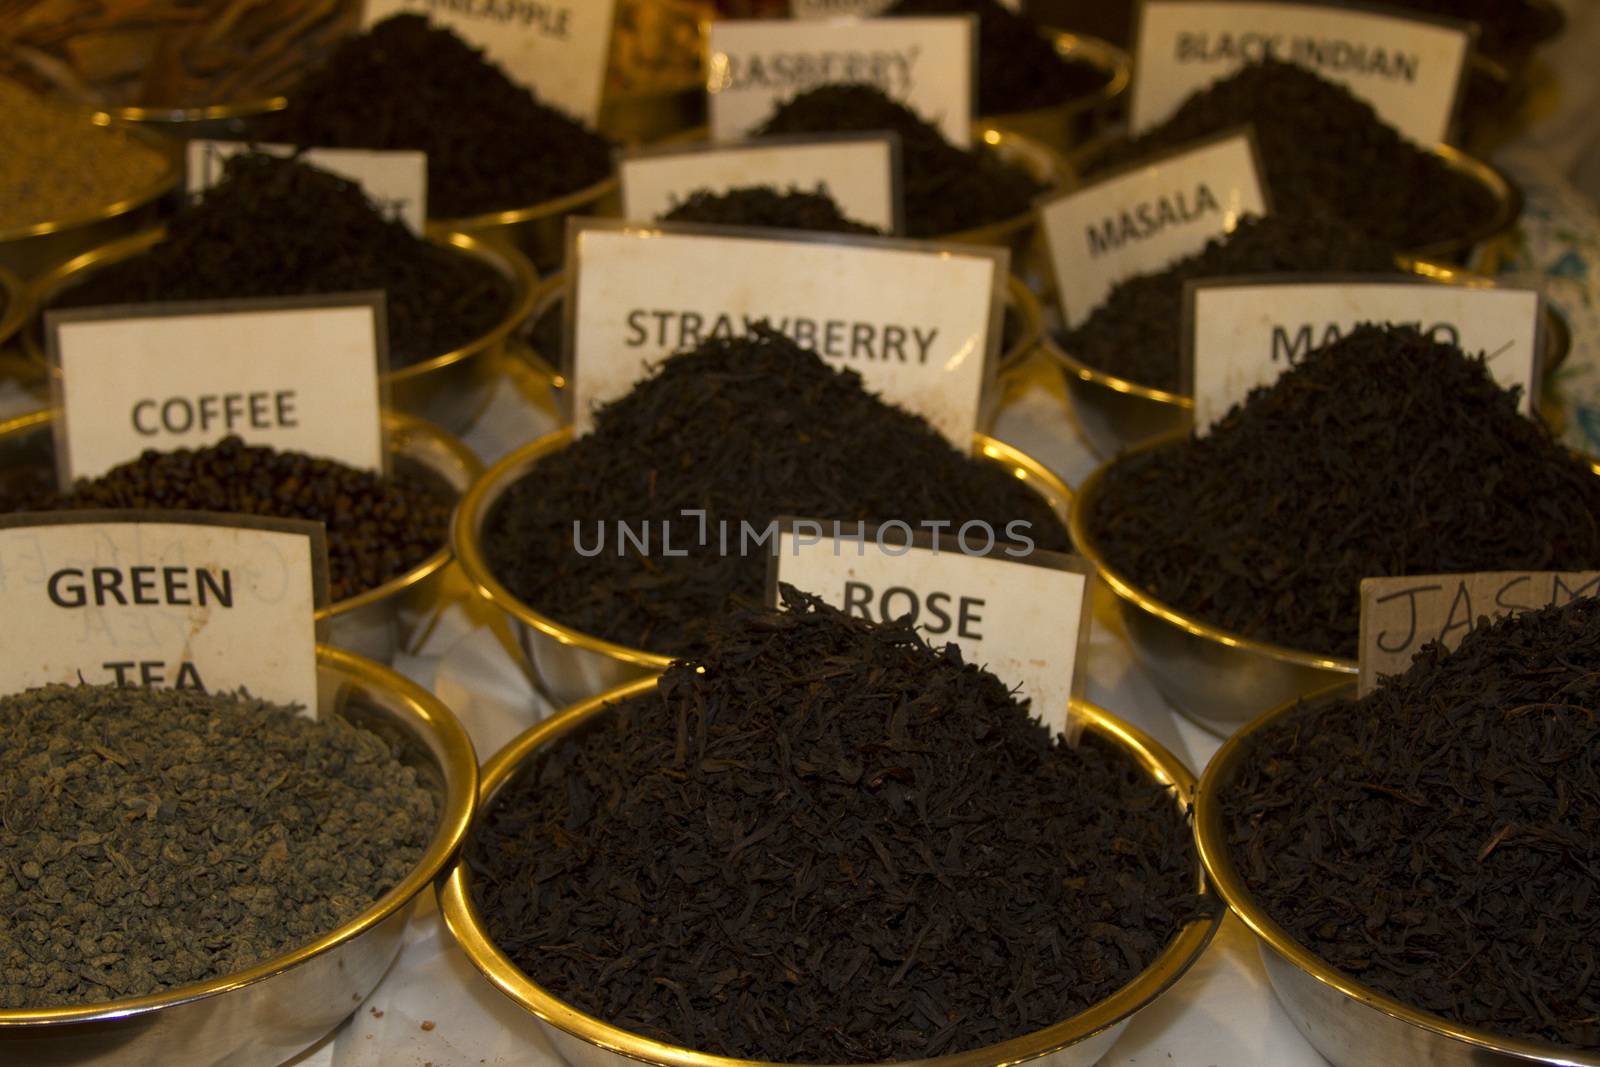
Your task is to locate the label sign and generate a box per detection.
[1359,571,1600,694]
[1040,130,1267,328]
[1131,0,1472,146]
[363,0,617,123]
[620,135,902,233]
[791,0,1017,14]
[1187,279,1543,433]
[48,295,389,482]
[568,221,1006,445]
[770,521,1091,735]
[708,17,975,146]
[0,513,327,713]
[188,141,428,234]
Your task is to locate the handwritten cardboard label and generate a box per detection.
[1186,278,1542,433]
[48,294,388,482]
[770,520,1091,735]
[1040,129,1267,328]
[0,512,328,713]
[620,134,902,233]
[187,141,428,233]
[363,0,617,123]
[1359,571,1600,694]
[1131,0,1472,145]
[709,17,975,146]
[568,221,1006,446]
[791,0,1017,15]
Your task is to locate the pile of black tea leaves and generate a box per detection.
[660,185,881,234]
[469,588,1208,1062]
[1222,598,1600,1050]
[1,683,437,1010]
[755,83,1042,236]
[884,0,1110,113]
[1088,59,1498,249]
[1063,210,1398,391]
[53,152,505,366]
[4,436,451,602]
[482,328,1066,654]
[1087,324,1600,657]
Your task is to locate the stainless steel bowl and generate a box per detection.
[0,642,477,1067]
[0,407,482,664]
[440,675,1220,1067]
[91,96,288,142]
[22,226,538,434]
[985,32,1131,154]
[454,430,1074,707]
[1194,682,1600,1067]
[428,176,622,276]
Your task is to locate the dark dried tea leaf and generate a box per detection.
[1223,598,1600,1050]
[470,589,1209,1063]
[661,185,881,234]
[1087,324,1600,656]
[482,328,1066,655]
[0,684,437,1010]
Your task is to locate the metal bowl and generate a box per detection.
[454,430,1074,707]
[985,32,1131,154]
[1194,682,1600,1067]
[427,175,622,276]
[22,226,537,434]
[0,642,477,1067]
[0,407,482,664]
[440,674,1221,1067]
[91,96,288,142]
[0,265,26,352]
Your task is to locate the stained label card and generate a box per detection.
[48,294,388,483]
[708,17,975,146]
[188,141,428,234]
[1359,571,1600,694]
[1131,0,1471,146]
[568,222,1006,446]
[0,513,328,714]
[1187,279,1542,433]
[770,520,1092,736]
[620,135,901,233]
[363,0,617,123]
[791,0,1017,14]
[1039,130,1267,328]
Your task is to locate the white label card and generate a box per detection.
[49,295,388,482]
[1188,279,1542,433]
[1131,0,1472,146]
[362,0,617,123]
[620,135,901,233]
[0,514,327,714]
[568,222,1006,446]
[1040,130,1267,328]
[709,17,975,147]
[791,0,1017,15]
[770,521,1092,736]
[188,141,428,234]
[1359,571,1600,695]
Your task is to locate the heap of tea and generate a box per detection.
[259,15,613,219]
[1089,59,1497,250]
[483,328,1066,654]
[661,185,880,233]
[6,436,451,602]
[0,683,437,1010]
[755,83,1042,236]
[1087,324,1600,656]
[885,0,1109,113]
[1063,211,1398,391]
[470,589,1207,1062]
[52,152,505,366]
[1223,599,1600,1050]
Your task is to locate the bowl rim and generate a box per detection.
[1193,680,1600,1067]
[984,29,1132,125]
[0,264,27,349]
[0,641,478,1029]
[427,172,621,232]
[91,95,288,126]
[0,120,182,243]
[440,674,1222,1067]
[452,427,1075,672]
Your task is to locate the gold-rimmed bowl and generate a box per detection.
[1194,682,1600,1067]
[0,407,482,664]
[428,174,622,276]
[441,675,1222,1067]
[986,32,1131,154]
[92,95,288,141]
[454,429,1073,707]
[0,642,477,1067]
[22,226,537,434]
